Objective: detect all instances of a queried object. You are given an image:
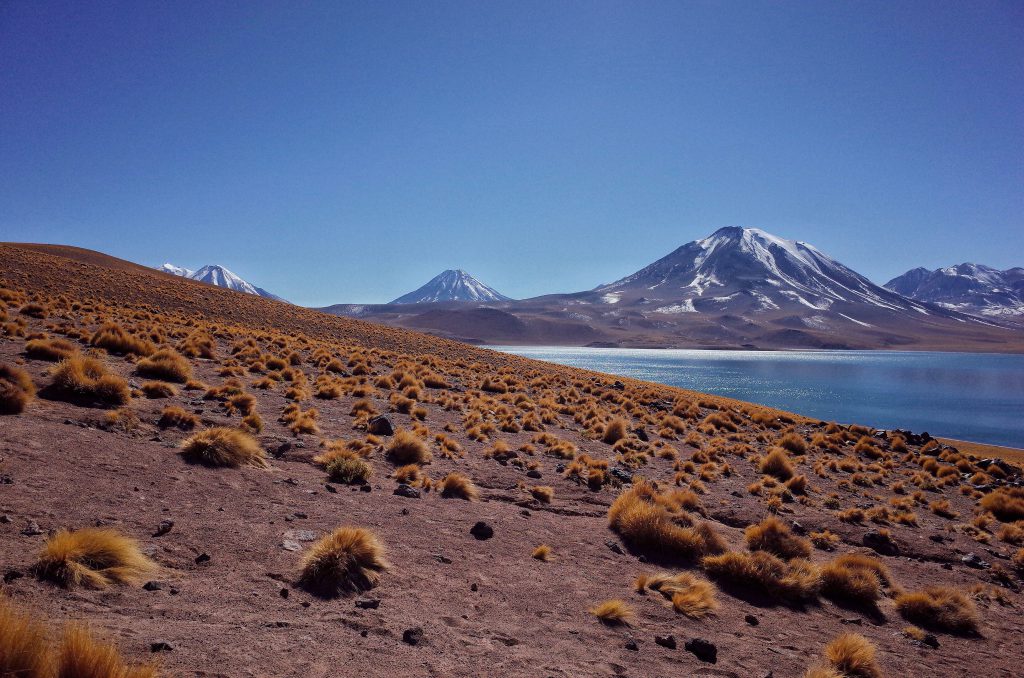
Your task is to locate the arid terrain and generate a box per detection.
[2,242,1024,677]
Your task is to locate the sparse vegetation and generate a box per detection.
[589,599,633,625]
[34,527,155,589]
[439,472,479,500]
[180,427,267,468]
[385,429,431,465]
[299,526,388,597]
[745,516,811,560]
[640,571,719,618]
[895,586,979,634]
[135,348,192,383]
[48,356,130,407]
[0,363,36,414]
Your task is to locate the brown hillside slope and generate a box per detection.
[1,243,1023,677]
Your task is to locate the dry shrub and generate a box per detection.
[532,545,551,561]
[810,530,841,551]
[820,554,889,606]
[0,597,51,678]
[642,571,719,618]
[760,448,794,480]
[48,357,129,408]
[140,381,176,399]
[25,337,79,362]
[530,485,554,503]
[89,323,154,356]
[180,427,267,468]
[135,349,192,383]
[158,405,199,430]
[589,599,633,626]
[980,488,1024,522]
[701,551,820,603]
[57,624,157,678]
[810,632,882,678]
[607,480,725,563]
[778,432,807,454]
[895,586,979,634]
[601,417,629,444]
[0,363,36,414]
[299,526,388,597]
[34,528,155,589]
[326,456,371,485]
[385,430,431,465]
[439,472,479,500]
[745,517,811,560]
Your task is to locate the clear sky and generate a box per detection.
[1,1,1022,305]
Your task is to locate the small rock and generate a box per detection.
[325,484,338,493]
[284,530,318,542]
[150,641,173,652]
[840,617,863,625]
[21,521,43,536]
[194,553,211,564]
[368,415,395,436]
[625,639,639,651]
[143,581,164,591]
[433,554,453,564]
[470,521,493,540]
[359,484,371,493]
[293,512,308,519]
[526,470,542,479]
[609,467,633,484]
[929,533,946,543]
[922,633,940,649]
[402,627,424,646]
[153,520,174,537]
[275,442,293,456]
[654,634,676,650]
[281,540,302,552]
[470,583,478,592]
[685,638,717,663]
[394,484,421,499]
[605,540,624,555]
[520,509,531,517]
[355,598,380,609]
[280,588,289,598]
[790,521,805,534]
[863,530,899,556]
[0,515,11,524]
[961,553,989,569]
[745,614,759,626]
[4,569,24,584]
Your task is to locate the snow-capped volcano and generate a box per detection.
[391,269,511,304]
[593,226,939,321]
[158,263,285,302]
[885,263,1024,319]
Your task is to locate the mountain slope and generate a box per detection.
[885,263,1024,319]
[391,269,511,304]
[160,262,285,302]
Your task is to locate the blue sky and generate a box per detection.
[1,1,1021,305]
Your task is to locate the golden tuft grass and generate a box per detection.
[134,348,192,383]
[140,381,176,399]
[48,356,130,408]
[701,550,820,603]
[0,363,36,414]
[980,488,1024,522]
[157,405,199,430]
[601,417,629,444]
[589,599,633,626]
[34,528,156,589]
[745,516,811,560]
[299,526,389,597]
[818,632,882,678]
[0,597,52,678]
[385,430,431,465]
[25,337,79,362]
[439,472,479,500]
[895,586,979,634]
[57,624,157,678]
[532,544,552,561]
[180,427,267,468]
[530,485,554,503]
[642,571,719,618]
[326,456,372,485]
[820,554,889,606]
[760,448,795,480]
[89,323,154,356]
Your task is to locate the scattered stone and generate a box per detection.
[929,534,945,543]
[790,521,805,534]
[394,484,421,499]
[0,515,11,524]
[4,569,24,584]
[685,638,717,663]
[281,540,301,552]
[526,470,542,479]
[863,529,899,556]
[284,530,317,542]
[194,553,211,564]
[961,553,989,569]
[280,588,289,599]
[275,442,293,456]
[292,512,308,519]
[368,415,395,436]
[654,634,676,650]
[402,627,424,646]
[605,540,624,555]
[470,521,493,540]
[745,614,759,626]
[143,581,164,591]
[325,484,338,493]
[625,638,639,651]
[150,641,173,652]
[633,428,649,442]
[355,598,380,609]
[433,554,453,564]
[840,617,863,625]
[520,509,531,517]
[609,467,633,484]
[922,633,940,649]
[21,521,42,536]
[153,519,174,537]
[470,583,478,592]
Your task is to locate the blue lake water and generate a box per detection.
[491,347,1024,448]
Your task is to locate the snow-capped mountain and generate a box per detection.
[391,269,511,304]
[885,264,1024,318]
[158,263,285,302]
[590,226,940,323]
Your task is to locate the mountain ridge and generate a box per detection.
[885,263,1024,320]
[391,269,511,304]
[159,262,285,302]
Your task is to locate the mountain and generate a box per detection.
[159,263,285,302]
[885,263,1024,319]
[390,269,511,304]
[320,227,1024,351]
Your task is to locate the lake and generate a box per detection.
[491,347,1024,448]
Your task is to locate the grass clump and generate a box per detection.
[895,586,979,634]
[530,485,554,503]
[34,528,156,589]
[385,430,431,465]
[601,417,629,444]
[134,349,192,383]
[140,381,176,399]
[326,456,372,485]
[532,545,552,561]
[57,625,157,678]
[299,526,389,597]
[702,550,820,604]
[806,633,882,678]
[157,405,199,430]
[820,554,889,606]
[641,571,719,618]
[25,337,79,362]
[439,472,479,500]
[0,597,51,678]
[48,357,129,408]
[589,599,633,626]
[980,488,1024,522]
[760,448,795,480]
[89,323,154,356]
[0,363,36,414]
[745,516,811,560]
[180,427,267,468]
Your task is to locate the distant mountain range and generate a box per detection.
[885,264,1024,320]
[391,269,510,304]
[317,227,1021,351]
[158,263,285,302]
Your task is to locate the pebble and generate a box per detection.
[470,521,493,540]
[402,627,424,645]
[685,638,717,663]
[655,634,676,649]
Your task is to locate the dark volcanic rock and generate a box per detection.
[368,415,395,436]
[402,627,424,645]
[470,521,493,540]
[685,638,717,663]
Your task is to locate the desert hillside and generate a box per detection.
[2,243,1023,677]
